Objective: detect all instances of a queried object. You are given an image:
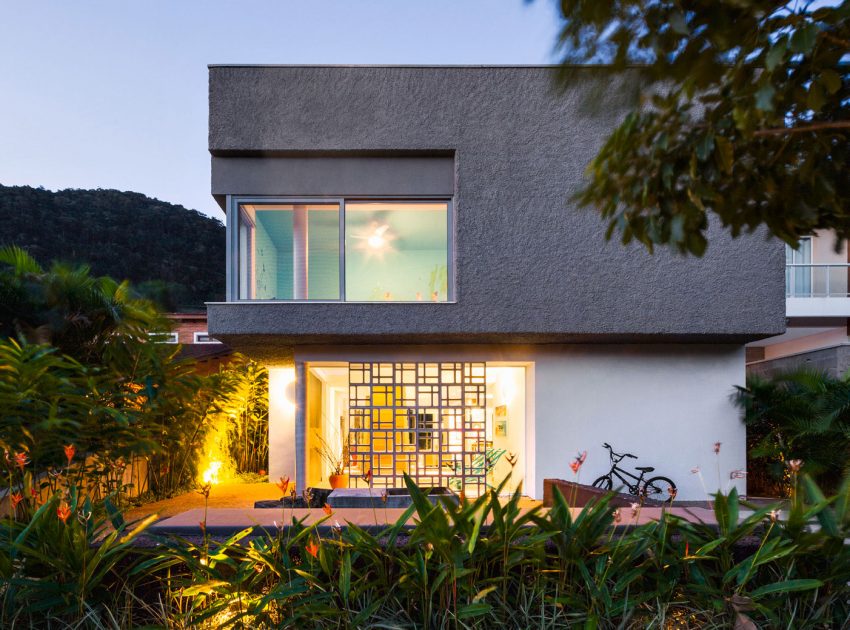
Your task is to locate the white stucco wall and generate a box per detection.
[534,345,746,501]
[276,344,746,501]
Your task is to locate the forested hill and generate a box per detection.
[0,184,225,310]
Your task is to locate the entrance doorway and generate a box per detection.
[306,362,526,495]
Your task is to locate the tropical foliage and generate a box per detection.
[3,472,850,628]
[736,368,850,496]
[0,247,266,503]
[549,1,850,255]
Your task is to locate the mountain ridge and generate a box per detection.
[0,183,225,310]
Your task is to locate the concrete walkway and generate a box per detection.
[126,482,760,537]
[125,481,280,522]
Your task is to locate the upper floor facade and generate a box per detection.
[206,65,785,353]
[785,230,850,318]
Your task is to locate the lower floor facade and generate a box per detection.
[264,344,747,501]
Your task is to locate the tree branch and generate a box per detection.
[821,32,850,49]
[753,120,850,136]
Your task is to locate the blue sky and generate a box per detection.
[0,1,559,219]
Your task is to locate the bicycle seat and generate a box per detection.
[636,466,655,472]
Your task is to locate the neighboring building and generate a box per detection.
[746,231,850,378]
[166,313,232,375]
[206,65,785,500]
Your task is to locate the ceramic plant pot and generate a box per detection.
[329,473,349,489]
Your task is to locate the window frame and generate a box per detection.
[193,331,221,344]
[227,195,455,303]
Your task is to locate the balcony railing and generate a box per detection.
[786,263,850,298]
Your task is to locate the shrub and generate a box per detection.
[735,368,850,495]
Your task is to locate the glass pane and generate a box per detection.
[345,202,449,302]
[238,203,340,300]
[785,238,812,297]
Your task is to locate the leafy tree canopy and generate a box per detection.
[0,184,224,309]
[549,0,850,255]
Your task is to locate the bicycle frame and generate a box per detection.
[606,464,648,495]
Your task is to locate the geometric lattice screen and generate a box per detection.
[348,362,488,494]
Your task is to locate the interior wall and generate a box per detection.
[487,366,526,492]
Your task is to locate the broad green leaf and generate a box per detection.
[751,578,823,598]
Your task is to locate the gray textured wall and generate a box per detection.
[747,345,850,379]
[208,65,785,345]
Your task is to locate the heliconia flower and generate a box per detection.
[668,487,678,499]
[10,492,23,509]
[199,521,206,533]
[713,442,722,455]
[306,540,319,558]
[323,503,333,515]
[362,468,373,484]
[787,459,803,472]
[276,476,290,496]
[769,509,779,523]
[612,509,621,523]
[13,452,29,470]
[380,490,388,504]
[57,504,72,524]
[569,450,588,474]
[63,444,76,466]
[30,488,38,499]
[630,502,640,518]
[690,466,701,474]
[729,470,747,479]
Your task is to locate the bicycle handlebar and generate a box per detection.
[602,443,637,461]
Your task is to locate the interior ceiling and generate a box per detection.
[249,203,447,252]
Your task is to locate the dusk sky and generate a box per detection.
[1,1,560,219]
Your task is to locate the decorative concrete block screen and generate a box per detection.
[348,362,487,494]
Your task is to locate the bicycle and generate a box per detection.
[592,443,677,503]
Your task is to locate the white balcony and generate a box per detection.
[786,264,850,317]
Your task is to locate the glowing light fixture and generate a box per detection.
[201,460,223,485]
[353,222,395,258]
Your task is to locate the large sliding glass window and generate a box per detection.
[234,199,451,302]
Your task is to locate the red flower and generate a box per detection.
[569,451,587,475]
[12,452,29,471]
[10,492,23,510]
[63,444,76,466]
[276,476,290,496]
[57,504,72,524]
[362,468,373,485]
[306,540,319,558]
[322,503,333,516]
[713,442,722,455]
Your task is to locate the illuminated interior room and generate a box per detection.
[304,362,527,496]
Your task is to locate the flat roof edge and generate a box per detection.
[207,63,644,69]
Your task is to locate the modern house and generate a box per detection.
[747,230,850,378]
[206,65,786,500]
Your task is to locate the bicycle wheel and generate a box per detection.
[642,476,677,503]
[592,475,612,491]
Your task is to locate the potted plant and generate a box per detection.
[314,433,347,489]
